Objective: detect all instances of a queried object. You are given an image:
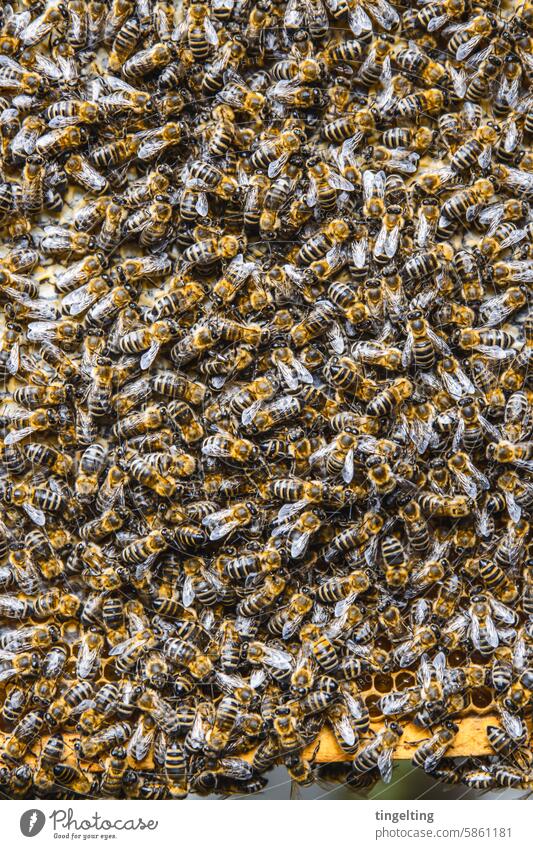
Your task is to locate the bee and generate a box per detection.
[441,179,495,227]
[91,135,140,170]
[2,686,28,725]
[296,220,351,268]
[123,42,172,78]
[487,440,533,471]
[351,722,403,784]
[186,160,239,199]
[0,58,41,95]
[368,378,413,417]
[299,625,338,672]
[109,17,141,70]
[451,250,485,303]
[3,710,44,761]
[412,722,459,774]
[0,652,40,686]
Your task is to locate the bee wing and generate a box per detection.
[262,645,293,670]
[332,713,356,747]
[478,415,502,442]
[512,637,527,671]
[219,758,253,780]
[362,169,376,202]
[282,615,303,640]
[182,575,196,608]
[499,708,524,741]
[138,135,173,161]
[373,221,388,258]
[268,153,289,180]
[449,65,467,99]
[26,320,57,342]
[347,5,372,35]
[401,332,413,368]
[438,369,466,400]
[47,113,85,128]
[276,358,299,390]
[423,742,452,774]
[465,43,492,69]
[293,357,315,383]
[479,294,513,327]
[380,691,412,716]
[334,592,357,618]
[353,341,380,361]
[465,459,490,490]
[499,227,527,249]
[250,668,266,690]
[469,614,491,651]
[351,237,368,269]
[0,55,25,73]
[327,321,345,355]
[433,651,447,680]
[62,284,98,316]
[108,635,140,657]
[368,0,399,29]
[21,12,54,46]
[451,468,478,499]
[327,172,355,191]
[426,327,451,355]
[22,501,46,526]
[342,692,366,722]
[339,134,364,168]
[475,344,514,360]
[342,447,354,483]
[284,0,305,28]
[277,500,307,522]
[385,225,400,258]
[489,597,517,626]
[209,520,240,541]
[416,213,430,248]
[309,443,334,465]
[268,78,300,103]
[202,507,232,527]
[298,176,316,211]
[202,16,219,46]
[241,399,263,427]
[503,78,520,109]
[346,641,370,659]
[501,169,533,196]
[6,341,19,376]
[0,668,18,682]
[140,341,160,371]
[128,717,156,762]
[364,534,380,567]
[477,144,493,171]
[214,670,247,693]
[393,640,418,667]
[76,641,99,678]
[456,34,483,61]
[426,14,449,32]
[377,748,394,783]
[503,119,519,152]
[4,426,37,445]
[418,653,433,688]
[503,490,521,523]
[290,529,311,559]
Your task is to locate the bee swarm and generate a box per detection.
[0,0,531,799]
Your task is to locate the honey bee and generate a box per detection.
[201,502,257,541]
[123,42,173,78]
[351,722,403,784]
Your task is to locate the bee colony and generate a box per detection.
[0,0,531,799]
